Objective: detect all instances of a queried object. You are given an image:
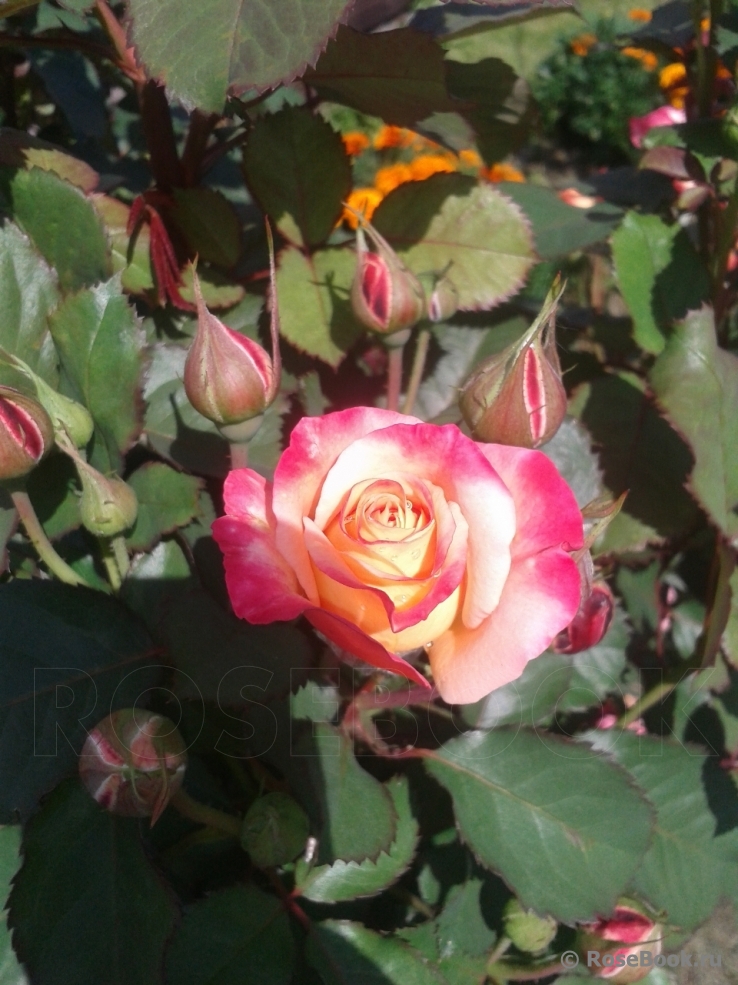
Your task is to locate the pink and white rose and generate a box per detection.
[213,408,583,705]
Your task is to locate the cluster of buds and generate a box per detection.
[0,385,54,481]
[459,280,567,448]
[79,709,187,825]
[574,900,663,983]
[183,231,281,438]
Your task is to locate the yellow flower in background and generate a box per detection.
[374,163,414,195]
[408,154,457,181]
[570,33,596,57]
[659,62,687,89]
[459,149,482,168]
[374,125,414,150]
[342,132,370,156]
[621,46,658,70]
[486,163,525,183]
[628,7,652,22]
[342,187,383,229]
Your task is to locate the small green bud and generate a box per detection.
[76,460,138,537]
[241,791,310,868]
[503,898,558,953]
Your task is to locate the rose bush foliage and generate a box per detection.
[214,407,583,703]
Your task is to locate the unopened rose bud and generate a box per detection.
[2,354,94,448]
[241,791,310,868]
[350,223,425,336]
[75,458,137,537]
[0,386,54,480]
[184,267,279,428]
[553,581,614,654]
[459,282,567,448]
[427,275,459,323]
[503,898,558,953]
[79,709,187,825]
[575,900,662,983]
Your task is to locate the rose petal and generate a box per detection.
[305,608,431,688]
[214,470,310,622]
[273,408,418,603]
[314,423,515,630]
[478,445,583,559]
[428,549,581,705]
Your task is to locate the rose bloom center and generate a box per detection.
[310,475,463,652]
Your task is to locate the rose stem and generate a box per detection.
[402,327,431,415]
[99,540,122,593]
[616,679,678,728]
[112,534,130,580]
[170,788,242,838]
[9,486,91,588]
[386,344,404,412]
[229,441,250,470]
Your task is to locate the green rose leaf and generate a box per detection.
[374,175,535,310]
[276,245,361,367]
[0,581,160,821]
[49,277,145,474]
[125,461,203,553]
[435,878,496,959]
[297,775,419,903]
[587,731,738,930]
[171,188,242,269]
[26,453,81,540]
[307,921,446,985]
[612,212,710,356]
[424,728,654,923]
[92,194,154,295]
[8,780,177,985]
[1,167,111,292]
[0,825,25,985]
[165,885,294,985]
[0,128,98,191]
[0,489,17,575]
[0,221,59,392]
[128,0,353,113]
[243,106,351,248]
[498,181,623,260]
[304,27,458,126]
[650,306,738,539]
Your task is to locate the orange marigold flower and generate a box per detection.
[374,163,414,195]
[459,148,482,168]
[486,162,525,183]
[667,87,688,109]
[628,7,652,22]
[342,132,370,156]
[570,33,596,57]
[659,62,687,90]
[717,62,733,80]
[408,154,457,181]
[342,187,383,229]
[621,46,658,70]
[374,125,414,150]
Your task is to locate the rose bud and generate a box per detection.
[503,898,558,953]
[1,354,94,449]
[553,581,614,654]
[0,385,54,481]
[241,791,310,868]
[183,267,279,429]
[459,282,567,448]
[71,453,138,537]
[427,274,459,323]
[575,900,662,983]
[79,709,187,825]
[350,222,425,337]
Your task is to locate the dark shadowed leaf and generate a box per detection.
[9,780,176,985]
[128,0,353,112]
[424,728,654,922]
[27,452,81,540]
[435,878,496,958]
[498,182,622,260]
[125,462,202,552]
[650,306,738,539]
[0,581,159,821]
[243,107,351,248]
[0,826,25,985]
[304,27,457,126]
[0,128,98,191]
[374,175,535,310]
[171,188,242,269]
[1,167,110,292]
[165,885,294,985]
[50,277,144,473]
[297,775,419,902]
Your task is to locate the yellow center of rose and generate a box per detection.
[311,476,463,652]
